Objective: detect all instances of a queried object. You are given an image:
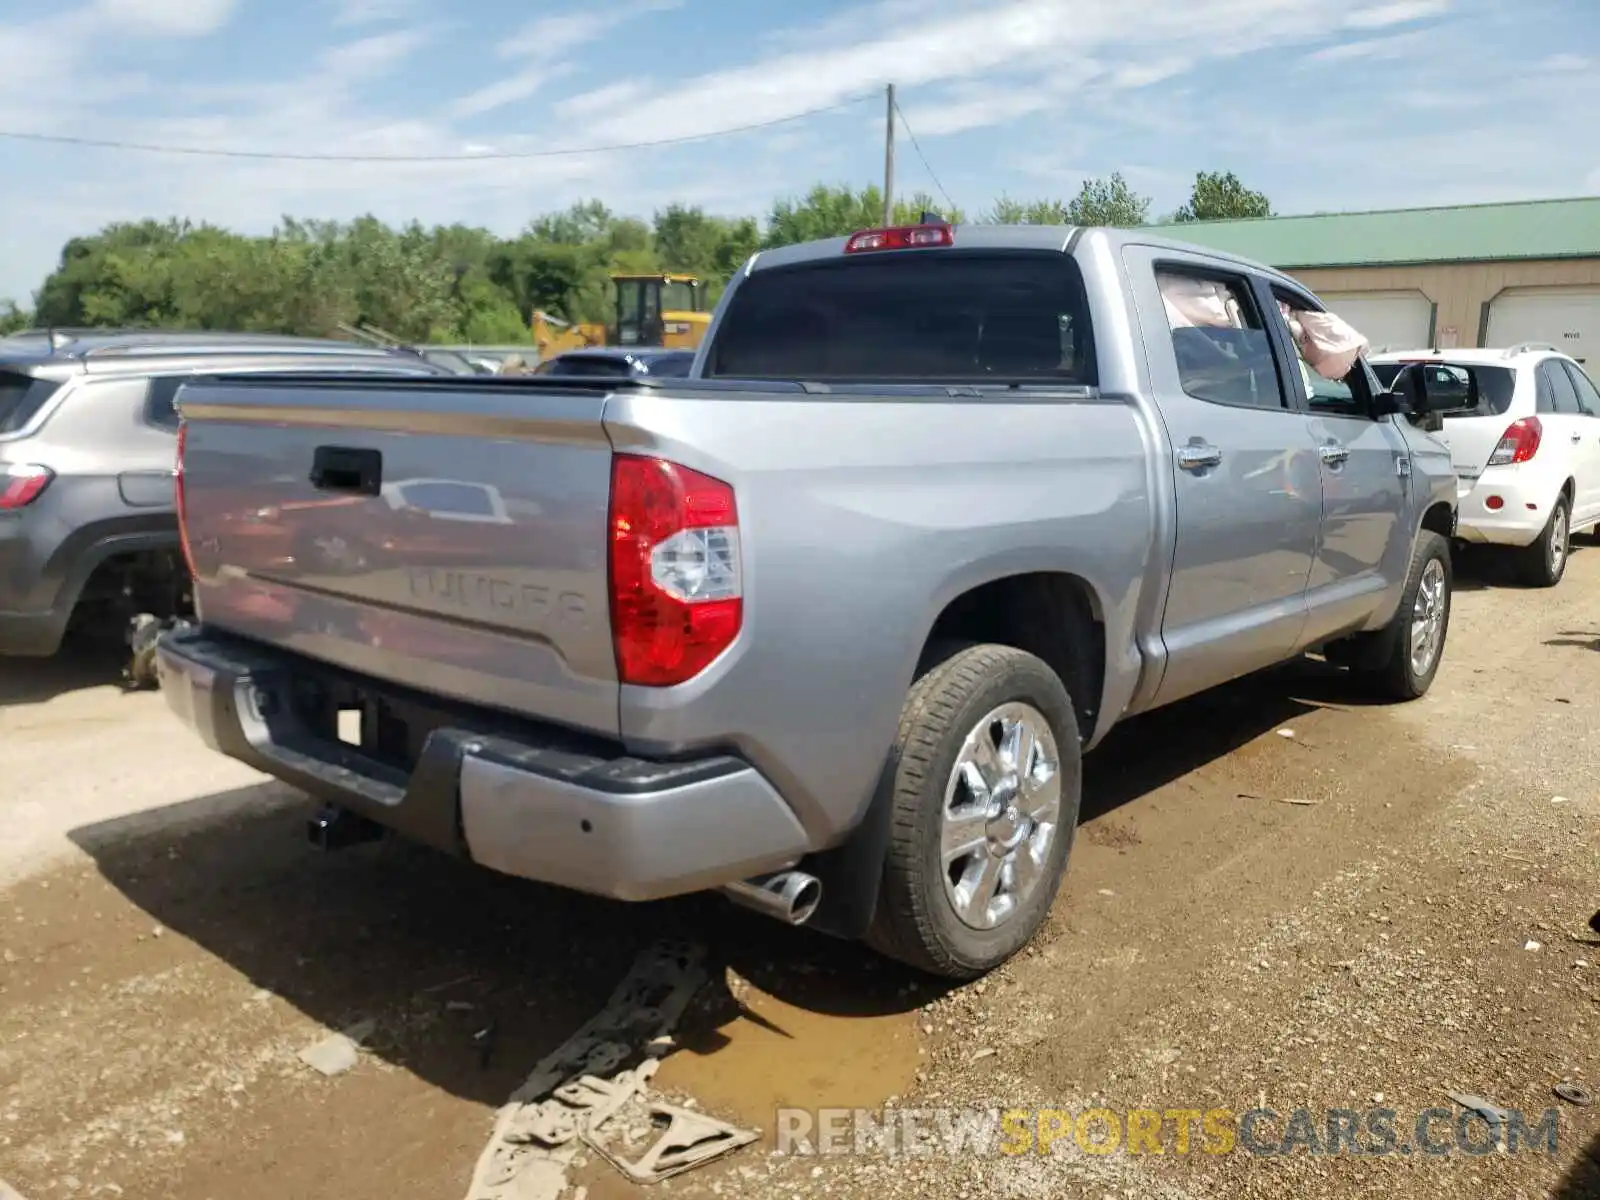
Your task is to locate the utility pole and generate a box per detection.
[883,83,896,226]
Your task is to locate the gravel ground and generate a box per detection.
[1,546,1598,1200]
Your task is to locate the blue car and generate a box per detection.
[532,347,695,378]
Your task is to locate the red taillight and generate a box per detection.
[174,421,198,578]
[1487,416,1541,466]
[843,223,954,253]
[608,454,742,687]
[0,463,53,509]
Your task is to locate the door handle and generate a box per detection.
[1176,443,1222,471]
[1319,443,1349,466]
[310,445,383,495]
[1572,432,1583,443]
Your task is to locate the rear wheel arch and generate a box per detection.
[916,570,1106,743]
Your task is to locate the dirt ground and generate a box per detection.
[2,546,1598,1200]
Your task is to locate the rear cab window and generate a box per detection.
[0,371,64,435]
[703,251,1095,385]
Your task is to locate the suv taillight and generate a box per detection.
[0,463,53,509]
[1488,416,1541,466]
[174,421,198,578]
[608,454,742,687]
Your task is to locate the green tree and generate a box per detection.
[982,196,1072,225]
[530,199,615,246]
[0,300,29,334]
[1170,171,1272,222]
[652,205,761,304]
[764,184,964,248]
[1064,173,1151,227]
[21,172,1263,344]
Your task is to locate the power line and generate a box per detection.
[0,93,877,163]
[892,98,957,216]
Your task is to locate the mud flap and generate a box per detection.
[795,755,897,942]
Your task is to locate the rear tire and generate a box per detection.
[1354,529,1452,701]
[1516,494,1570,588]
[866,643,1082,980]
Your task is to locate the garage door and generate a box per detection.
[1316,291,1435,353]
[1486,287,1599,382]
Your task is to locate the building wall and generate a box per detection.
[1287,258,1600,348]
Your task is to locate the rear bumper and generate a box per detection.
[155,630,811,901]
[0,520,64,656]
[1452,472,1551,548]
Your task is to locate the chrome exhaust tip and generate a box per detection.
[722,871,823,926]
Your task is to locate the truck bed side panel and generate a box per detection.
[603,390,1157,844]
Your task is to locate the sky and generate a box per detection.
[0,0,1596,303]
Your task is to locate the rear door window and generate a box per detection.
[705,252,1095,384]
[1560,360,1600,416]
[0,372,64,435]
[1156,269,1286,410]
[1540,361,1582,414]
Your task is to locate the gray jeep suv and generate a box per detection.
[0,329,448,658]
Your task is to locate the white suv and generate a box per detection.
[1370,345,1600,587]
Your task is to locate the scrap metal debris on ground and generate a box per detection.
[297,1018,378,1078]
[582,1099,758,1184]
[464,938,755,1200]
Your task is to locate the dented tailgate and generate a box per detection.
[177,375,620,736]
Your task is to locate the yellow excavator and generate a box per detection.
[531,273,711,359]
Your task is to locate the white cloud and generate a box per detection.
[92,0,239,37]
[331,0,413,26]
[320,27,436,80]
[450,0,684,119]
[1307,29,1431,62]
[559,0,1449,149]
[554,81,652,121]
[1343,0,1451,29]
[1543,53,1591,73]
[448,67,574,120]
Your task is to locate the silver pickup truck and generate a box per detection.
[157,224,1466,979]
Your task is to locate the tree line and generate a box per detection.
[0,171,1270,345]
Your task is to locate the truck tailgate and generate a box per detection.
[177,376,619,736]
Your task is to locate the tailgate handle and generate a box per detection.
[310,446,382,495]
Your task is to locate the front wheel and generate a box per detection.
[1361,530,1453,700]
[866,643,1082,980]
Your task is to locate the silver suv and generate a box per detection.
[0,330,448,659]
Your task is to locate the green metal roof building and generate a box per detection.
[1153,196,1600,368]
